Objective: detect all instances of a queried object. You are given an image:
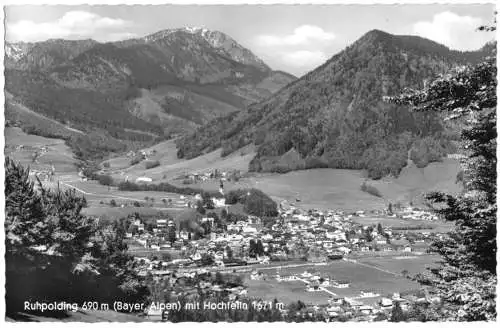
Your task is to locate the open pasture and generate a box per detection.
[5,127,78,173]
[357,254,442,276]
[351,215,454,231]
[247,260,422,305]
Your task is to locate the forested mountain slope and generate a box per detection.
[176,30,493,178]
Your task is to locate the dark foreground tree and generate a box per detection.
[5,158,149,317]
[386,37,496,320]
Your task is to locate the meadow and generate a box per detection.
[5,127,78,173]
[357,254,442,276]
[245,259,423,306]
[351,215,454,231]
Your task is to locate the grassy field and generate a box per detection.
[351,215,454,231]
[81,206,184,222]
[5,127,78,173]
[97,132,462,212]
[370,158,462,205]
[245,278,330,305]
[245,259,423,306]
[105,141,255,184]
[357,254,442,276]
[9,121,461,216]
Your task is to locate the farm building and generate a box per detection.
[136,176,153,183]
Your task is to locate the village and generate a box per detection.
[124,197,445,321]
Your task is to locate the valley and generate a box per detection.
[4,17,492,322]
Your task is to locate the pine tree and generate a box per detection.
[386,34,497,320]
[390,302,407,322]
[5,158,149,316]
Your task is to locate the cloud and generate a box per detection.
[256,25,335,46]
[281,50,328,68]
[6,11,133,42]
[412,11,487,50]
[253,25,336,75]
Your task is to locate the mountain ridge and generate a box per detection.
[175,29,494,179]
[5,27,296,161]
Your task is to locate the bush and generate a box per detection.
[97,174,114,186]
[225,188,279,217]
[133,201,141,207]
[360,181,383,198]
[103,162,110,168]
[110,199,117,207]
[130,156,142,166]
[144,160,160,169]
[117,181,220,198]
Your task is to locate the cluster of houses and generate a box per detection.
[123,200,446,322]
[399,207,439,221]
[127,203,442,275]
[127,149,157,160]
[182,169,241,183]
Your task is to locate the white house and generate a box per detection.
[333,281,350,288]
[136,176,152,183]
[250,270,263,280]
[242,226,257,234]
[301,271,313,278]
[212,197,226,208]
[360,305,375,315]
[359,291,380,298]
[380,298,393,309]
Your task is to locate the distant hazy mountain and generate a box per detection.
[176,29,494,178]
[4,27,296,160]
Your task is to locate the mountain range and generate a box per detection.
[5,27,493,178]
[4,27,296,160]
[176,29,494,178]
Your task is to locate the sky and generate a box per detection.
[5,4,496,76]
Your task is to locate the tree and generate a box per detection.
[249,240,257,258]
[97,174,113,186]
[167,224,177,245]
[215,271,224,285]
[200,253,214,266]
[202,192,215,209]
[255,240,265,256]
[4,158,149,316]
[377,223,384,235]
[221,208,228,221]
[225,246,233,260]
[390,302,407,322]
[161,253,172,262]
[386,32,496,320]
[196,200,206,215]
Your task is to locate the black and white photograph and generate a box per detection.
[2,0,497,323]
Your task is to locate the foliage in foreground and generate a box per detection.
[386,45,496,320]
[4,158,149,316]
